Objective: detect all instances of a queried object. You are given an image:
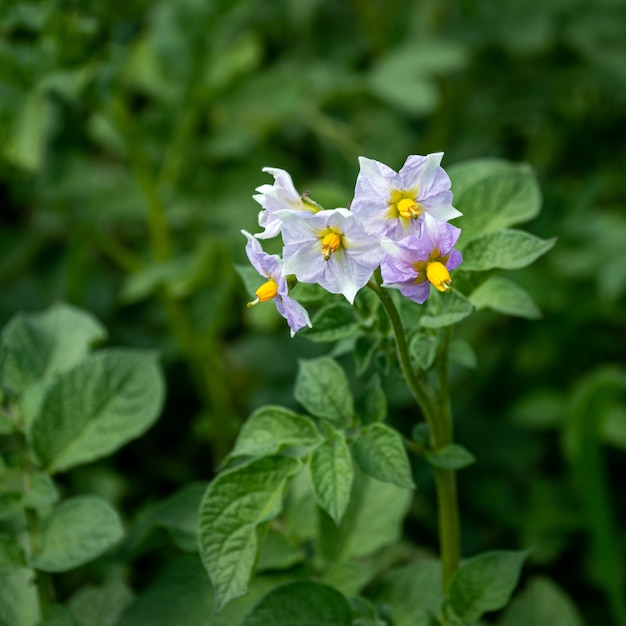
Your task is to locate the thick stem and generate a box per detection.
[369,276,461,592]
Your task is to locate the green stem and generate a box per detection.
[369,274,461,592]
[10,421,54,619]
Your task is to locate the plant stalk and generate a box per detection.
[369,275,461,592]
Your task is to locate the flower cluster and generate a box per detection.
[244,154,463,335]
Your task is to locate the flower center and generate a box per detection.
[397,198,421,219]
[426,261,452,292]
[321,232,341,260]
[247,279,278,307]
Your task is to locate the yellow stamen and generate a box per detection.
[247,279,278,307]
[426,261,452,292]
[397,198,421,219]
[321,232,341,260]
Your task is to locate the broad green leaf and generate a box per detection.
[354,335,379,375]
[449,550,528,623]
[470,276,541,319]
[372,559,442,626]
[256,531,304,572]
[409,332,439,370]
[231,406,319,459]
[22,470,59,510]
[449,159,542,246]
[425,444,476,470]
[117,555,287,626]
[30,349,164,473]
[0,303,106,395]
[319,470,412,561]
[354,288,380,325]
[498,577,585,626]
[120,483,206,556]
[449,339,478,369]
[240,581,352,626]
[352,423,415,489]
[421,290,474,328]
[368,40,466,116]
[68,578,134,626]
[309,430,354,525]
[360,374,387,423]
[321,560,374,597]
[348,596,387,626]
[461,230,556,272]
[294,358,354,425]
[198,456,301,612]
[33,496,124,573]
[284,470,317,543]
[303,304,359,342]
[0,565,40,626]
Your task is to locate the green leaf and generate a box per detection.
[33,496,124,573]
[120,483,206,556]
[498,576,585,626]
[372,559,442,626]
[256,530,304,572]
[409,332,439,370]
[294,357,354,425]
[309,430,354,525]
[22,470,59,510]
[461,230,556,272]
[197,456,301,612]
[0,565,40,626]
[30,349,164,473]
[303,304,359,343]
[319,470,412,561]
[240,581,352,626]
[449,159,542,246]
[321,561,374,597]
[354,335,379,376]
[421,291,474,328]
[360,374,387,423]
[68,577,134,626]
[449,339,478,369]
[117,554,287,626]
[368,40,466,116]
[425,444,476,470]
[0,303,106,395]
[448,550,528,623]
[231,406,319,458]
[469,276,542,319]
[352,423,415,489]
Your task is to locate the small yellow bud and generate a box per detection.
[426,261,452,292]
[321,232,341,259]
[397,198,421,219]
[247,279,278,307]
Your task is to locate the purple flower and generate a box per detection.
[242,231,312,336]
[253,167,320,240]
[279,209,384,304]
[351,153,462,240]
[380,219,463,304]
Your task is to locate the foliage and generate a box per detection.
[1,0,625,624]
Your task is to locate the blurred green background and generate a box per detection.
[1,0,625,623]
